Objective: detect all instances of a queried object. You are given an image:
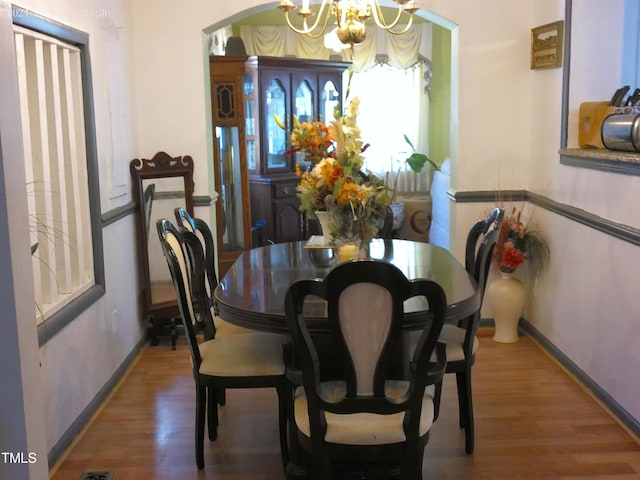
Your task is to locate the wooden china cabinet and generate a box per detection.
[210,55,350,271]
[243,56,349,244]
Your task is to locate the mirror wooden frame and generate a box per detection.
[130,151,194,347]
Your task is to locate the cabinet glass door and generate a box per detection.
[294,79,315,169]
[215,126,246,252]
[321,80,340,122]
[295,80,314,123]
[265,79,287,170]
[243,73,257,172]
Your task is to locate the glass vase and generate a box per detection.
[315,210,332,244]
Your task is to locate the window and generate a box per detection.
[348,62,430,191]
[12,6,104,344]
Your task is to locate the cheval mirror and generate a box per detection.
[130,151,194,348]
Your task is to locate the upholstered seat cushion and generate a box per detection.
[198,332,286,377]
[293,381,435,445]
[437,324,479,362]
[409,325,479,363]
[213,315,253,336]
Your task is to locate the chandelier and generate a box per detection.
[277,0,419,47]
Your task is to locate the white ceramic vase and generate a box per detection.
[487,272,526,343]
[315,210,332,243]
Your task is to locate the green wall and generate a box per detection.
[429,24,451,168]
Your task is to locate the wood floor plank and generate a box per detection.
[50,329,640,479]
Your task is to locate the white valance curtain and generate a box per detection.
[238,23,432,72]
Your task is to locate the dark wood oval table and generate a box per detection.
[214,239,480,334]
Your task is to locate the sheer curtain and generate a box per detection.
[348,62,428,177]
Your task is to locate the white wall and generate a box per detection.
[7,0,145,457]
[128,1,270,199]
[528,0,640,423]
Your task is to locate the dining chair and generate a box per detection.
[427,207,504,454]
[465,207,504,276]
[157,218,289,470]
[174,207,253,408]
[174,207,252,338]
[284,260,447,479]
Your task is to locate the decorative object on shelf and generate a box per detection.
[578,101,612,149]
[601,111,640,153]
[487,272,526,343]
[287,96,391,249]
[488,205,550,343]
[224,36,247,55]
[277,0,419,50]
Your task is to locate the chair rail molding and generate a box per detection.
[450,189,640,247]
[101,193,217,227]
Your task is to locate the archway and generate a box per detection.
[202,1,458,248]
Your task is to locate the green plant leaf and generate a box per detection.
[403,134,416,152]
[406,153,428,173]
[402,134,439,172]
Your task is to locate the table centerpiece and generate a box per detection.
[281,96,391,249]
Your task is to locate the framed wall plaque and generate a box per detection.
[531,21,564,70]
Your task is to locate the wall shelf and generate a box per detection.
[559,148,640,176]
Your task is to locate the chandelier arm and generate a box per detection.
[287,11,333,39]
[370,1,405,30]
[282,0,332,36]
[307,6,335,39]
[381,16,414,36]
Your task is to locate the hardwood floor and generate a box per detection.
[50,329,640,479]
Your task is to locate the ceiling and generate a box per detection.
[233,5,429,26]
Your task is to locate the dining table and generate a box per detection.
[214,238,481,333]
[214,238,481,478]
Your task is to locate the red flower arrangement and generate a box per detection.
[493,206,550,275]
[500,242,525,271]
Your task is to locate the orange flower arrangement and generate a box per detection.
[288,120,334,164]
[295,158,344,211]
[287,97,390,246]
